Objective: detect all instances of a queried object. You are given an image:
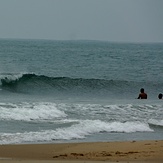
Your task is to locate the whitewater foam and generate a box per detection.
[0,73,25,84]
[0,120,153,144]
[0,102,67,121]
[0,101,162,144]
[148,119,163,127]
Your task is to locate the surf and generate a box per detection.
[0,73,162,100]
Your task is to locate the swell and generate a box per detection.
[0,73,162,97]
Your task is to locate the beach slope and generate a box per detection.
[0,140,163,162]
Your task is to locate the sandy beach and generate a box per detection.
[0,140,163,163]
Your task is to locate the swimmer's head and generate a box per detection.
[140,88,144,93]
[158,93,162,99]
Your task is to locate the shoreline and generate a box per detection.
[0,140,163,162]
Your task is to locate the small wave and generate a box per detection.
[0,120,153,144]
[148,119,163,127]
[0,102,67,121]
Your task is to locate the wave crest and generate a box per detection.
[0,73,162,97]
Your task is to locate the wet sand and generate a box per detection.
[0,140,163,162]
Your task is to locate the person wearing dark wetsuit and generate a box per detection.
[137,88,147,99]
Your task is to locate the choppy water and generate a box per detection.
[0,39,162,144]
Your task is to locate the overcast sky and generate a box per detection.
[0,0,163,42]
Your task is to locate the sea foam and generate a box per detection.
[0,119,153,144]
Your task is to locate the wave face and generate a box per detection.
[1,73,127,94]
[0,73,162,99]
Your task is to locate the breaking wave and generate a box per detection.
[0,73,162,98]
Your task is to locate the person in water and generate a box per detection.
[137,88,147,99]
[158,93,162,99]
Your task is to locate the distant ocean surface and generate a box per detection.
[0,39,163,144]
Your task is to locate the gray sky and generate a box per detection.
[0,0,163,42]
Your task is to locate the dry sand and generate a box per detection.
[0,140,163,163]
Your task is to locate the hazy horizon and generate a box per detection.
[0,0,163,43]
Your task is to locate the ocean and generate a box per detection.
[0,39,162,144]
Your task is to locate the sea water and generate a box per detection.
[0,39,163,144]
